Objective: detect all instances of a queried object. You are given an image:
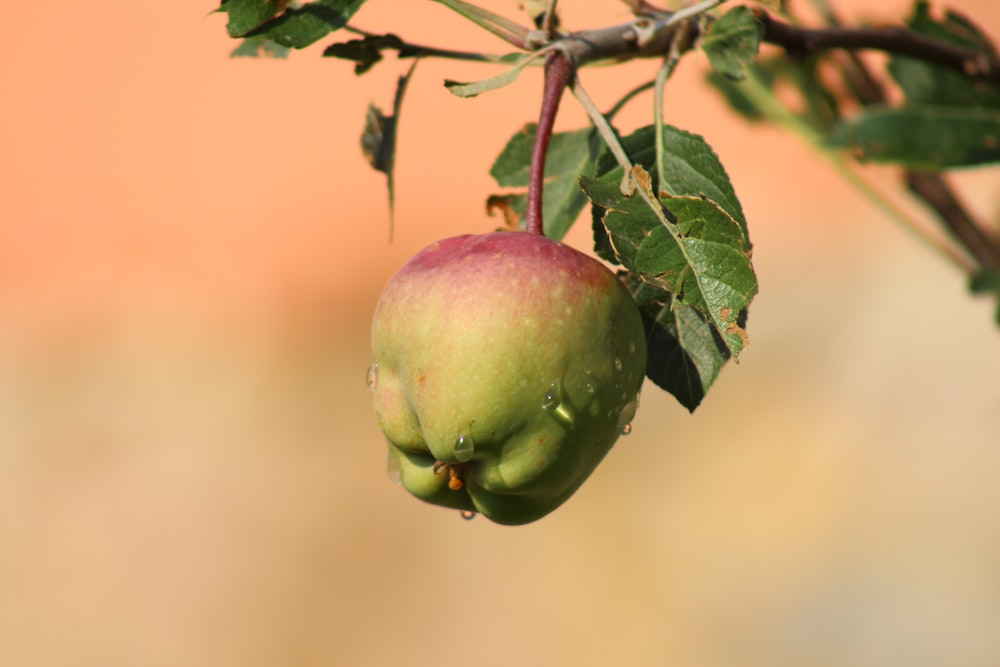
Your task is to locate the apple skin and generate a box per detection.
[369,231,646,525]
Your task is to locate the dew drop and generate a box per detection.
[629,341,637,354]
[613,358,623,372]
[541,383,560,411]
[460,510,477,521]
[366,362,379,391]
[541,381,574,427]
[585,382,596,394]
[386,452,402,485]
[616,397,639,433]
[454,434,475,462]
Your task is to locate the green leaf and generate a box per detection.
[445,66,522,98]
[238,0,366,48]
[705,70,766,122]
[362,104,392,173]
[595,124,749,240]
[219,0,287,37]
[230,36,291,58]
[361,60,418,239]
[592,211,617,264]
[487,125,603,241]
[323,33,404,74]
[969,269,1000,325]
[431,0,531,48]
[580,173,757,359]
[583,126,756,373]
[829,2,1000,169]
[444,50,543,98]
[518,0,558,30]
[700,6,764,81]
[829,105,1000,168]
[706,56,841,131]
[970,269,1000,294]
[624,275,732,412]
[888,1,1000,108]
[486,193,527,229]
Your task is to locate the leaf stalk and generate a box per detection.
[570,78,635,195]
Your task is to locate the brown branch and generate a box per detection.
[349,7,1000,86]
[753,8,1000,86]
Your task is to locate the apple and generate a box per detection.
[369,231,646,525]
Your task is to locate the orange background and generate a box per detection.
[2,1,999,666]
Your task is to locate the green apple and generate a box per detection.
[369,231,646,525]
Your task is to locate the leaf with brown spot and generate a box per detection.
[485,194,525,230]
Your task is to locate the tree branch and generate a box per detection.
[753,8,1000,86]
[342,27,513,63]
[347,4,1000,268]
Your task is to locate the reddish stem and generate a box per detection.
[525,50,573,236]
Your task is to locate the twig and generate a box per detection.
[343,26,513,63]
[754,8,1000,85]
[353,5,1000,85]
[432,0,532,49]
[664,0,725,28]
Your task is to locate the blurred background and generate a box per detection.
[2,1,999,665]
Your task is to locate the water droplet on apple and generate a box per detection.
[616,397,639,433]
[460,510,477,521]
[585,382,596,394]
[387,452,402,485]
[541,382,574,427]
[629,341,637,354]
[366,362,379,391]
[541,383,560,411]
[454,434,475,462]
[613,357,623,372]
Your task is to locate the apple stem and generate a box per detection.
[525,50,573,236]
